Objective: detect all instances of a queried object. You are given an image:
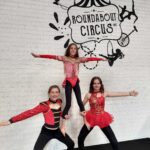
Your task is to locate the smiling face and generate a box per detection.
[65,43,79,58]
[89,76,104,93]
[93,79,101,92]
[48,87,60,102]
[69,44,78,57]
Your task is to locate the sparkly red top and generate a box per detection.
[89,93,105,114]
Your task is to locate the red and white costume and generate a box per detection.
[39,55,104,87]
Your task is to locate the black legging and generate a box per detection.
[62,80,85,118]
[78,124,119,150]
[34,126,74,150]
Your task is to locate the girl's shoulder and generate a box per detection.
[103,91,109,97]
[56,99,62,105]
[85,93,92,99]
[40,100,50,106]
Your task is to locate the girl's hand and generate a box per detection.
[64,115,70,120]
[0,121,11,127]
[129,90,138,96]
[103,58,108,61]
[80,111,86,117]
[31,53,40,58]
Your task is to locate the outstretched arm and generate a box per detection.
[80,57,107,63]
[0,104,48,127]
[105,90,138,97]
[31,53,64,61]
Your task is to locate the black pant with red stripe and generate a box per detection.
[34,126,74,150]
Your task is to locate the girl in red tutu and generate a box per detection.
[31,43,106,133]
[78,76,138,150]
[0,85,74,150]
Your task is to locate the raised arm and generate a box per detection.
[104,90,138,97]
[80,57,107,63]
[0,104,48,127]
[31,53,64,61]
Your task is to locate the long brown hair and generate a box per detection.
[65,43,79,58]
[89,76,104,93]
[48,85,60,94]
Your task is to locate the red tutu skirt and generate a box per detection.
[85,111,114,128]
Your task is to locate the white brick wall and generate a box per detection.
[0,0,150,149]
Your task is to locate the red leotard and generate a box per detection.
[85,93,113,128]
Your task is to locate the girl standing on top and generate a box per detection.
[31,43,106,133]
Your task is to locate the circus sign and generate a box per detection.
[50,0,138,69]
[68,5,122,44]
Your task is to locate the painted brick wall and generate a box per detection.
[0,0,150,149]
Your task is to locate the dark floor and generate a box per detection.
[75,138,150,150]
